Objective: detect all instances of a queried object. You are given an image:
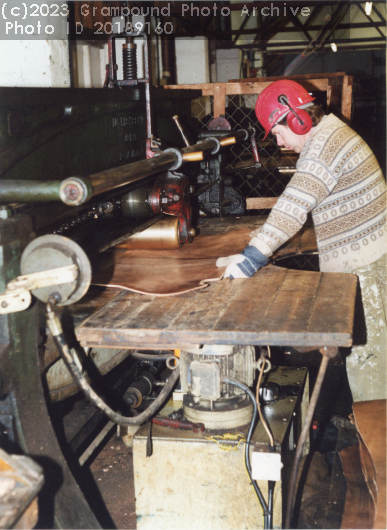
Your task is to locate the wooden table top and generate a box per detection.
[76,218,357,350]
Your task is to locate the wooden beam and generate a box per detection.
[341,76,354,123]
[213,84,226,117]
[246,197,278,209]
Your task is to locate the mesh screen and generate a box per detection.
[191,93,319,271]
[191,94,297,202]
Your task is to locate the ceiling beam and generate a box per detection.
[169,21,385,38]
[356,2,386,39]
[227,36,385,50]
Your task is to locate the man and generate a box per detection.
[216,79,386,402]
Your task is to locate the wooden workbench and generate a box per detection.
[76,218,358,351]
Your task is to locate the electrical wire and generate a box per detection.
[222,375,269,528]
[255,347,275,448]
[46,303,180,427]
[255,346,275,529]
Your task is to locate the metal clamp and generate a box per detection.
[0,265,78,315]
[166,356,180,370]
[256,357,272,373]
[163,148,184,171]
[206,136,221,155]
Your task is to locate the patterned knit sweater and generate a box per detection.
[251,114,387,273]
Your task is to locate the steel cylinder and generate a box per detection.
[115,215,181,250]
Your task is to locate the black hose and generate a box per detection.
[267,481,275,529]
[222,376,269,526]
[284,354,330,528]
[46,306,180,427]
[130,352,173,361]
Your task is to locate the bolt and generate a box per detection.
[289,398,295,402]
[283,418,287,422]
[173,194,180,202]
[64,184,80,201]
[1,301,8,308]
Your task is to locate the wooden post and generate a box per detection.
[213,83,226,117]
[341,75,353,123]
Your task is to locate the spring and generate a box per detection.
[123,44,137,80]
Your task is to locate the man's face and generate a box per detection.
[271,124,309,154]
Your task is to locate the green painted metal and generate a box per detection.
[0,180,61,202]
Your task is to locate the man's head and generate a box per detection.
[270,105,325,153]
[255,80,324,151]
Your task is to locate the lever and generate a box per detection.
[172,115,190,147]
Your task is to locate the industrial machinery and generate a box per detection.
[0,32,274,528]
[0,33,324,530]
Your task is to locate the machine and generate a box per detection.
[0,33,310,530]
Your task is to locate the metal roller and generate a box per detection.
[115,215,181,250]
[121,185,151,218]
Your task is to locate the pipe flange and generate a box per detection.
[163,148,184,171]
[256,357,271,373]
[166,356,179,370]
[237,128,249,141]
[206,136,221,155]
[59,177,89,206]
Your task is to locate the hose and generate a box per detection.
[267,481,275,529]
[46,304,180,427]
[284,354,330,528]
[222,376,269,527]
[130,352,175,362]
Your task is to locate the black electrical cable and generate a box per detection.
[267,480,275,529]
[222,376,269,528]
[46,305,180,427]
[130,352,173,362]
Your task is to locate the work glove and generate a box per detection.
[216,243,269,279]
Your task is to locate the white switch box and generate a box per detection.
[251,451,283,482]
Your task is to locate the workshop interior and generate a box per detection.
[0,1,386,529]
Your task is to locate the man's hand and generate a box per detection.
[216,244,269,279]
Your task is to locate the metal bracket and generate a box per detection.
[0,265,78,314]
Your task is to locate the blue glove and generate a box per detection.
[216,244,269,279]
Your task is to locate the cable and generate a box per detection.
[130,351,175,362]
[284,354,330,529]
[46,303,180,427]
[267,481,275,530]
[222,375,269,527]
[255,346,275,529]
[256,349,275,448]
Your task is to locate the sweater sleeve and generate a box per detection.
[250,157,340,257]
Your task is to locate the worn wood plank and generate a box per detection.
[213,83,226,117]
[77,266,356,348]
[340,443,375,529]
[76,220,356,349]
[352,400,386,530]
[246,197,278,209]
[230,73,347,83]
[341,76,354,122]
[307,273,357,344]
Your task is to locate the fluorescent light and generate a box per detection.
[365,2,373,16]
[331,43,337,52]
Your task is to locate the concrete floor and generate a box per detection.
[89,432,137,530]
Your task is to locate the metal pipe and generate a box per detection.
[172,115,190,147]
[284,352,331,528]
[0,180,62,202]
[60,151,179,206]
[2,129,248,207]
